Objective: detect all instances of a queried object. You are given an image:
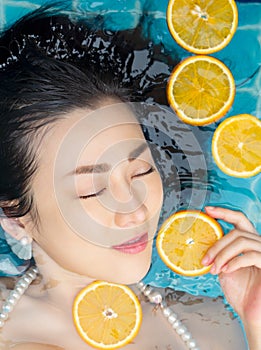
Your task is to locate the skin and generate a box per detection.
[203,206,261,349]
[24,101,163,285]
[0,100,260,349]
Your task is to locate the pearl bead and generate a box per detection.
[9,291,20,300]
[187,339,197,348]
[140,285,147,292]
[20,237,29,246]
[182,332,192,341]
[27,271,36,279]
[143,286,153,296]
[23,276,32,284]
[2,303,13,313]
[16,280,28,288]
[168,313,178,324]
[148,292,162,304]
[162,307,172,318]
[177,325,187,335]
[137,281,145,289]
[172,320,181,329]
[15,286,26,295]
[6,297,16,305]
[32,267,39,274]
[0,320,4,328]
[0,313,8,320]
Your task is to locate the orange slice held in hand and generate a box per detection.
[156,210,223,276]
[167,55,235,126]
[167,0,238,54]
[212,114,261,178]
[73,281,142,349]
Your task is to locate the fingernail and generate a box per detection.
[201,256,209,265]
[206,206,215,211]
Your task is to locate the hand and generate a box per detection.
[202,207,261,332]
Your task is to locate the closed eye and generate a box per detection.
[79,167,155,199]
[79,188,106,200]
[133,166,155,178]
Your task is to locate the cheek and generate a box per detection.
[79,199,112,228]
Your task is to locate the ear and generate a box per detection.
[0,217,31,241]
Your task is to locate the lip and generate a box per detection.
[112,233,149,254]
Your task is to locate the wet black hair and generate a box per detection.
[0,48,130,219]
[0,4,179,221]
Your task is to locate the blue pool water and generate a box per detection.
[0,0,260,305]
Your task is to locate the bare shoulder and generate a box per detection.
[11,343,64,350]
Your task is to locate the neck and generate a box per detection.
[31,242,95,312]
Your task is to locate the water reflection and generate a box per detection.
[0,2,260,299]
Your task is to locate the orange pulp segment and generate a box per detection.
[156,210,223,276]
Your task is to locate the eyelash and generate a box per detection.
[79,166,155,200]
[132,166,155,178]
[79,188,106,200]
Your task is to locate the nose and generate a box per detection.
[114,202,148,228]
[112,180,148,228]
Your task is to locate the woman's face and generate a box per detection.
[28,100,163,284]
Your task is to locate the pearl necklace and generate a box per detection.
[0,268,200,350]
[0,266,38,328]
[137,282,201,350]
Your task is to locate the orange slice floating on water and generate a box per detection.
[167,55,235,125]
[73,281,142,349]
[167,0,238,54]
[212,114,261,178]
[156,210,223,276]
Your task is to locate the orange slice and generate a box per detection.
[156,210,223,276]
[167,0,238,54]
[167,55,235,125]
[73,281,142,349]
[212,114,261,178]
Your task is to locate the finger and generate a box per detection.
[208,235,261,274]
[202,229,261,266]
[205,206,257,233]
[220,251,261,273]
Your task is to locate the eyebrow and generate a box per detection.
[72,142,149,175]
[74,163,111,175]
[128,142,148,161]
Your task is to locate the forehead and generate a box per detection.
[39,102,145,173]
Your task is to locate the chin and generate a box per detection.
[118,249,153,285]
[115,266,151,286]
[93,242,154,285]
[129,263,151,285]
